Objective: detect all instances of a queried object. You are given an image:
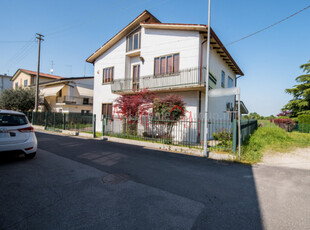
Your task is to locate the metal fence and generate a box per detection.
[294,123,310,133]
[24,111,258,154]
[25,111,94,133]
[102,116,240,152]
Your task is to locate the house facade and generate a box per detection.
[39,77,94,113]
[0,74,12,93]
[11,69,64,89]
[87,10,244,132]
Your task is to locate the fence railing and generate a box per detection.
[111,67,217,93]
[24,111,258,154]
[102,116,248,153]
[56,96,93,105]
[25,111,94,133]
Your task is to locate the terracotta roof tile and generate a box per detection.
[19,69,64,79]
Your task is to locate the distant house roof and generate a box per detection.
[39,76,94,86]
[86,10,243,76]
[0,74,12,78]
[11,68,64,81]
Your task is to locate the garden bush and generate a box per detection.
[270,118,296,132]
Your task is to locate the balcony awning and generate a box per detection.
[40,84,65,96]
[77,86,93,97]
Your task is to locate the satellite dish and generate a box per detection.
[50,69,54,74]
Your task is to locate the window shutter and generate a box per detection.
[160,57,166,75]
[173,54,179,73]
[167,55,173,74]
[154,58,160,76]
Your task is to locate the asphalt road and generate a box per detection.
[0,131,309,230]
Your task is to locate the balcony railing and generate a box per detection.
[111,67,217,93]
[56,96,93,105]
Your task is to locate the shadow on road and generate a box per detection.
[34,132,264,229]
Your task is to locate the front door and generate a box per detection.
[132,64,140,92]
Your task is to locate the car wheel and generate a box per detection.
[25,152,36,160]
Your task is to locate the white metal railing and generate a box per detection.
[111,67,216,93]
[56,96,93,105]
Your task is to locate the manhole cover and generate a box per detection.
[102,174,130,184]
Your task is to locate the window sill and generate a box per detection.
[102,82,114,85]
[126,50,140,57]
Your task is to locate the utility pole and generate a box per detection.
[35,33,44,111]
[203,0,211,157]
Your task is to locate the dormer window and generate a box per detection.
[126,31,141,52]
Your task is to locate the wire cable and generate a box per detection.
[226,4,310,46]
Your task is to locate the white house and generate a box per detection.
[39,77,94,113]
[86,10,245,134]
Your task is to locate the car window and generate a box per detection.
[0,114,28,126]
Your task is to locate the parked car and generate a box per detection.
[0,110,37,159]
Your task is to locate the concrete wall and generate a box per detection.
[0,76,12,93]
[200,35,236,119]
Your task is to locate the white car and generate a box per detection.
[0,110,37,159]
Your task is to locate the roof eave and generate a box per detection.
[86,10,160,63]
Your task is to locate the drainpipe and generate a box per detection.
[200,39,208,83]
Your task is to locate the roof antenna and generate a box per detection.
[50,60,54,74]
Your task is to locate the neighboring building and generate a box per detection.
[0,74,12,93]
[11,68,64,89]
[86,10,245,132]
[39,77,94,113]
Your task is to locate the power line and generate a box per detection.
[0,40,36,43]
[226,4,310,46]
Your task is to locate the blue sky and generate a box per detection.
[0,0,309,116]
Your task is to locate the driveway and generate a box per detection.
[0,131,309,229]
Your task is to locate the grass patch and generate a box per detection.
[241,126,310,163]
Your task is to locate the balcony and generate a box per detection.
[56,96,93,105]
[111,67,217,94]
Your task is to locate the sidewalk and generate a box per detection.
[33,125,236,161]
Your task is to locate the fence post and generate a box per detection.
[31,111,34,125]
[93,114,96,138]
[44,112,48,130]
[102,118,106,136]
[151,119,154,142]
[63,113,66,130]
[232,119,237,154]
[53,112,56,130]
[188,121,191,148]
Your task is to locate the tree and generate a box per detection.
[0,87,35,111]
[153,94,186,139]
[283,60,310,117]
[115,88,155,119]
[114,89,155,134]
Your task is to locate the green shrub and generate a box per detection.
[212,128,232,140]
[298,115,310,124]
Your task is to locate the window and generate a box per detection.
[0,113,28,126]
[58,89,62,97]
[24,80,28,87]
[83,98,89,105]
[102,67,114,84]
[221,71,225,88]
[102,103,112,118]
[126,31,141,52]
[15,83,18,89]
[228,77,234,88]
[31,76,35,85]
[154,53,180,76]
